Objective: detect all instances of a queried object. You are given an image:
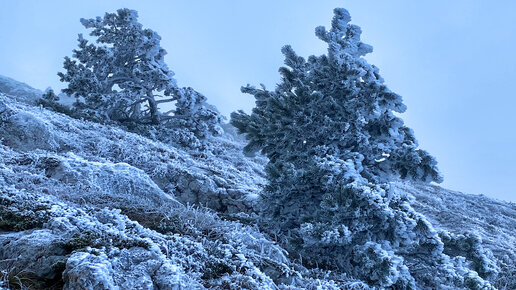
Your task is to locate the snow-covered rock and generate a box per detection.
[64,247,190,290]
[0,109,60,151]
[0,229,67,280]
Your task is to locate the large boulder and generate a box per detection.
[0,229,68,280]
[0,109,59,151]
[42,153,182,220]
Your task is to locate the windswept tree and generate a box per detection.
[59,8,222,144]
[232,8,491,288]
[59,8,177,124]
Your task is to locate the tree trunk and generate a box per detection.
[130,102,141,120]
[147,90,159,125]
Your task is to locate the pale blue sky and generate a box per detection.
[1,1,515,202]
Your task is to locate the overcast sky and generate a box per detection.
[1,0,515,202]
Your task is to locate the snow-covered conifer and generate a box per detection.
[59,9,178,124]
[58,8,222,144]
[152,87,223,149]
[173,87,223,139]
[232,8,490,288]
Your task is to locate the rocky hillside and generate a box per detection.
[0,78,514,289]
[0,75,42,105]
[399,182,516,288]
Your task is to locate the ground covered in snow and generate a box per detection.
[0,77,514,289]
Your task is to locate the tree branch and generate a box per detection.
[155,98,176,104]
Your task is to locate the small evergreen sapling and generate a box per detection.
[37,88,71,115]
[41,88,59,103]
[232,8,491,288]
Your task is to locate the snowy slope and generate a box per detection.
[398,182,516,288]
[0,82,515,289]
[0,75,42,105]
[0,91,338,289]
[400,182,515,257]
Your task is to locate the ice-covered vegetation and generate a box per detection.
[56,8,223,149]
[231,8,509,289]
[1,7,515,290]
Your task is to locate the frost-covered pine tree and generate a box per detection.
[59,8,222,144]
[232,8,491,288]
[59,8,177,124]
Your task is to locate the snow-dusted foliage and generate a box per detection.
[37,87,72,116]
[232,7,441,184]
[58,8,178,124]
[58,8,222,145]
[149,87,224,150]
[232,8,492,288]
